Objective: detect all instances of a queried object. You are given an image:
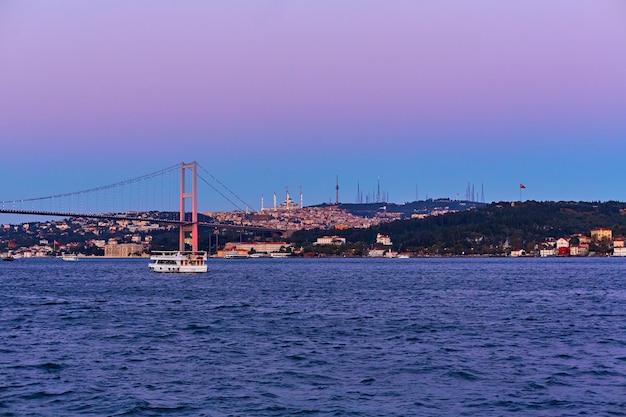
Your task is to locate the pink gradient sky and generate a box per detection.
[1,1,625,220]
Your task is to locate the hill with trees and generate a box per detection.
[289,201,626,256]
[321,198,486,219]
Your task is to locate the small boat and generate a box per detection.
[61,253,79,261]
[249,253,272,258]
[149,251,207,273]
[223,251,250,259]
[269,252,290,258]
[2,255,14,261]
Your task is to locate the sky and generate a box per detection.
[1,1,626,223]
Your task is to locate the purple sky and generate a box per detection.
[1,1,626,222]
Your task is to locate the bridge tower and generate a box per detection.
[179,162,199,252]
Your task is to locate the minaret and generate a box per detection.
[299,186,303,209]
[335,173,339,205]
[273,192,277,210]
[261,194,264,211]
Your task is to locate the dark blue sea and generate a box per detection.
[2,257,626,416]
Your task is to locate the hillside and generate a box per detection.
[324,199,486,219]
[290,201,626,255]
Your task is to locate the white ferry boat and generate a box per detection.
[223,251,250,259]
[249,253,272,258]
[269,252,290,258]
[149,251,208,273]
[61,253,79,261]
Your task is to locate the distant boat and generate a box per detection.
[269,252,290,258]
[149,251,207,273]
[248,252,289,258]
[2,255,14,261]
[61,253,79,261]
[223,251,250,259]
[249,253,272,258]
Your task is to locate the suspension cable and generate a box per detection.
[197,173,244,211]
[0,163,181,204]
[197,163,253,211]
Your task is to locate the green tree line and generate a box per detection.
[289,201,626,256]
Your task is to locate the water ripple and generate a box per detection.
[2,258,626,416]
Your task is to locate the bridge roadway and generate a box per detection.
[0,209,283,233]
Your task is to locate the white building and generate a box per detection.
[367,248,387,257]
[315,236,346,246]
[613,247,626,257]
[376,233,392,246]
[556,238,570,248]
[569,244,589,257]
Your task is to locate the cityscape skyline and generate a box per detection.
[0,164,485,225]
[1,1,625,225]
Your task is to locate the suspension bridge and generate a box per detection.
[0,162,282,252]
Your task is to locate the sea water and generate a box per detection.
[1,257,626,416]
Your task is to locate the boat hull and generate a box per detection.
[149,264,208,273]
[149,251,208,273]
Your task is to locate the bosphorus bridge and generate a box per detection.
[0,162,281,252]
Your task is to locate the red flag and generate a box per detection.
[519,184,526,189]
[54,240,60,246]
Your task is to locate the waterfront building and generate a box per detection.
[367,248,386,257]
[613,247,626,256]
[539,248,556,257]
[591,228,613,242]
[104,243,145,257]
[569,244,589,257]
[223,241,291,254]
[556,237,570,256]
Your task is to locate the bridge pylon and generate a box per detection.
[179,161,199,252]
